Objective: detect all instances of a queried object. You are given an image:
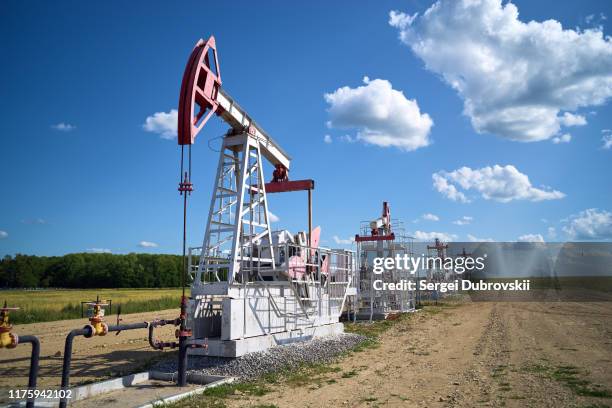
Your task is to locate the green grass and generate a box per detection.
[523,363,612,398]
[341,370,358,378]
[2,288,185,324]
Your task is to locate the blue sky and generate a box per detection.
[1,0,611,256]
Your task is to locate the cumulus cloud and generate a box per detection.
[547,227,557,239]
[453,216,473,226]
[323,134,333,144]
[87,248,111,253]
[563,208,612,240]
[467,234,493,242]
[602,129,612,149]
[432,173,469,203]
[413,230,457,242]
[333,235,354,245]
[552,133,572,144]
[51,123,76,132]
[340,134,356,143]
[268,211,280,223]
[432,165,565,203]
[138,241,159,248]
[559,113,587,127]
[422,213,439,221]
[21,218,47,225]
[389,0,612,142]
[0,231,7,239]
[517,233,545,243]
[324,77,433,151]
[143,109,178,139]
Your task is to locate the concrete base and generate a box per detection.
[189,322,345,357]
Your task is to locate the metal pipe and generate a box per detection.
[177,297,188,387]
[108,322,148,333]
[308,188,312,248]
[19,335,39,408]
[178,339,188,386]
[148,319,179,350]
[59,322,150,408]
[59,327,91,408]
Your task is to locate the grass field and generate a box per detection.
[0,288,187,324]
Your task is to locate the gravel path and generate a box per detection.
[153,333,367,380]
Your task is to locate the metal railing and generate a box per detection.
[189,243,356,321]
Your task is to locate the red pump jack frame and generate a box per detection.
[265,166,315,247]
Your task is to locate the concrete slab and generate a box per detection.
[189,321,345,357]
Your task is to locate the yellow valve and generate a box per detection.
[85,297,109,337]
[0,302,19,348]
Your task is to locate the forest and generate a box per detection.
[0,253,185,288]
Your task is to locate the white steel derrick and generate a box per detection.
[195,134,275,286]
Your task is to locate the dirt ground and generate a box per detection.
[0,309,178,403]
[2,302,611,407]
[226,301,612,408]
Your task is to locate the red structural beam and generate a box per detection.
[265,179,314,194]
[354,233,396,242]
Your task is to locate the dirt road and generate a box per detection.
[226,301,612,408]
[0,309,178,402]
[2,302,611,407]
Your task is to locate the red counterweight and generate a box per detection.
[178,37,222,145]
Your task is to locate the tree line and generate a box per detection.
[0,253,187,288]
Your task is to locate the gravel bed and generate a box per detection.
[153,333,367,380]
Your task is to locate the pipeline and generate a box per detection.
[148,318,180,350]
[59,322,149,408]
[19,335,40,408]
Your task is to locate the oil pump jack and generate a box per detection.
[175,37,356,364]
[354,202,415,320]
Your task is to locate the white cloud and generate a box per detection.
[559,113,587,127]
[552,133,572,144]
[422,213,439,221]
[517,234,545,243]
[323,134,333,144]
[333,235,354,245]
[138,241,159,248]
[467,234,493,242]
[51,123,76,132]
[268,211,280,223]
[413,230,457,242]
[21,218,47,225]
[432,173,469,203]
[324,77,433,151]
[547,227,557,239]
[602,133,612,149]
[585,13,607,25]
[563,208,612,240]
[143,109,178,139]
[87,248,112,253]
[0,231,7,239]
[453,216,473,226]
[433,165,565,203]
[340,134,356,143]
[390,0,612,142]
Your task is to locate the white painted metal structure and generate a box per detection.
[185,85,356,358]
[355,220,416,321]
